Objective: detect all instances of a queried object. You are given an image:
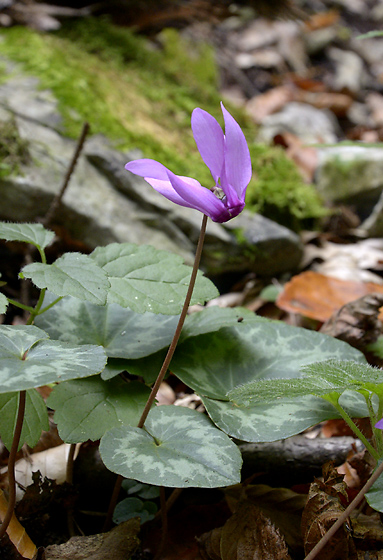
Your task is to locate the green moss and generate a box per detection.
[246,144,327,230]
[0,19,326,229]
[0,117,30,177]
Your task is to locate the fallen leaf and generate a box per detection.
[0,444,80,502]
[246,86,294,122]
[224,484,306,553]
[276,271,383,322]
[0,488,37,559]
[320,293,383,349]
[301,462,357,559]
[44,518,140,560]
[199,502,292,560]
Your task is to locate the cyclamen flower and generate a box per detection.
[376,418,383,429]
[125,103,252,223]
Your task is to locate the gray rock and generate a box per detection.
[328,48,367,94]
[0,58,303,278]
[315,145,383,218]
[257,102,340,144]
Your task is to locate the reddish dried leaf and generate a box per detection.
[276,271,383,322]
[246,86,294,123]
[273,132,318,181]
[304,10,340,31]
[301,463,357,560]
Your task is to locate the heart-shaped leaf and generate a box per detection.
[47,376,151,443]
[0,389,49,450]
[202,390,369,443]
[100,406,242,488]
[0,221,55,251]
[21,253,110,305]
[35,294,178,359]
[90,243,218,314]
[170,321,366,442]
[0,325,107,392]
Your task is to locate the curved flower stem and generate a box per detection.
[304,459,383,560]
[328,399,379,460]
[0,390,26,540]
[137,213,208,428]
[103,214,208,532]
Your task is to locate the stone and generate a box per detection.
[257,102,340,144]
[315,145,383,219]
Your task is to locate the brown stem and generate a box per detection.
[66,443,77,537]
[103,214,208,532]
[137,213,208,428]
[304,459,383,560]
[102,474,123,532]
[0,390,27,540]
[153,486,168,560]
[42,122,90,227]
[66,443,77,485]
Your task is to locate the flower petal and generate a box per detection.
[144,177,197,209]
[375,418,383,429]
[191,108,225,181]
[221,103,252,199]
[167,171,225,220]
[125,159,170,181]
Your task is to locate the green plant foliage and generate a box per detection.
[113,497,157,525]
[0,325,107,392]
[35,294,178,359]
[0,221,55,251]
[47,376,151,443]
[0,117,30,178]
[100,405,242,488]
[122,479,160,500]
[90,243,218,313]
[0,389,49,450]
[228,360,383,406]
[170,321,367,441]
[21,253,111,305]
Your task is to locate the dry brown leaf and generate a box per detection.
[44,518,140,560]
[221,502,292,560]
[276,271,383,322]
[198,527,222,560]
[198,502,293,560]
[304,10,340,30]
[0,488,37,559]
[246,86,294,123]
[301,462,357,559]
[273,131,318,181]
[320,293,383,350]
[224,484,306,552]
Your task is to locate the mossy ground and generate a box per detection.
[0,18,325,229]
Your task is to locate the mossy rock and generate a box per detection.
[0,18,325,230]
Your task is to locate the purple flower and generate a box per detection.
[376,418,383,430]
[125,103,252,223]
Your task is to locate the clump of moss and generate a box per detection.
[246,143,327,230]
[0,118,30,177]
